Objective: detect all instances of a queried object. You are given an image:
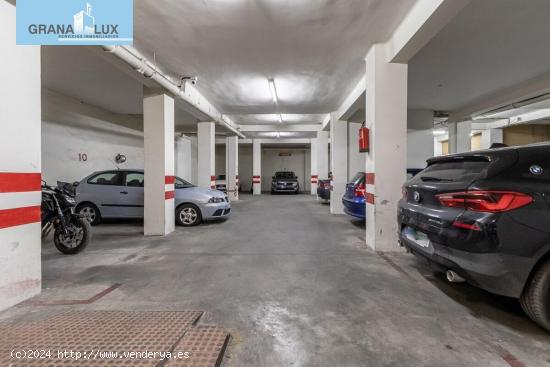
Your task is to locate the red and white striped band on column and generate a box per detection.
[165,176,175,200]
[365,172,375,205]
[0,172,42,229]
[210,175,216,189]
[311,175,318,184]
[252,175,261,184]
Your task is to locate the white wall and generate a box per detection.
[407,129,432,169]
[175,135,197,184]
[42,90,196,185]
[261,148,310,192]
[0,0,42,310]
[348,122,364,180]
[239,144,253,192]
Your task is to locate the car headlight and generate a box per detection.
[63,194,76,204]
[208,197,225,203]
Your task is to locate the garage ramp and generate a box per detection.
[0,311,230,366]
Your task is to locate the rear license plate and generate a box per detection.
[402,226,434,253]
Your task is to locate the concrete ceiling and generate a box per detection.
[409,0,550,112]
[230,113,328,125]
[41,47,199,129]
[134,0,415,119]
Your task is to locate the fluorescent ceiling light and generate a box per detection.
[276,131,281,138]
[268,78,278,104]
[432,129,446,136]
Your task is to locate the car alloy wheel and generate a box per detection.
[180,207,199,225]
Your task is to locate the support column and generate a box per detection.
[143,94,175,236]
[481,128,503,149]
[252,139,262,195]
[316,131,329,182]
[330,114,347,214]
[365,43,408,252]
[226,136,239,201]
[448,122,458,154]
[310,138,318,194]
[198,122,215,189]
[457,121,472,153]
[0,0,41,310]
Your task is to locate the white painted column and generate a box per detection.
[226,136,239,201]
[143,94,175,236]
[198,122,216,189]
[365,43,408,252]
[481,129,503,149]
[310,138,318,194]
[330,114,347,214]
[252,139,262,195]
[448,122,458,154]
[0,1,42,310]
[316,131,329,181]
[456,121,472,153]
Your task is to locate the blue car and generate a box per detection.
[342,172,366,219]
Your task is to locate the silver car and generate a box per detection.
[75,170,230,226]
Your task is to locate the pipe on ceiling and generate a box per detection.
[102,45,244,138]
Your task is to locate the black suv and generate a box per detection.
[398,143,550,331]
[271,171,299,194]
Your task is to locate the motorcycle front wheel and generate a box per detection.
[53,216,91,254]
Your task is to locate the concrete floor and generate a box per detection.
[2,194,550,366]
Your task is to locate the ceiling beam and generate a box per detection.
[335,75,366,121]
[238,124,321,132]
[387,0,472,63]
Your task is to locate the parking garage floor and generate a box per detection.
[1,194,550,366]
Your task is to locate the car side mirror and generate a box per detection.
[73,181,80,187]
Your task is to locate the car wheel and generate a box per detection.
[76,203,101,225]
[176,204,202,227]
[520,260,550,331]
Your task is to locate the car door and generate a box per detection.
[85,171,126,218]
[123,171,145,218]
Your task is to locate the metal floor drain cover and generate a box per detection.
[167,326,230,367]
[0,310,203,366]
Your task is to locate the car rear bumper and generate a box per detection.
[400,234,530,298]
[201,202,231,220]
[317,188,330,200]
[342,196,365,219]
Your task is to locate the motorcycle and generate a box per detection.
[41,181,91,254]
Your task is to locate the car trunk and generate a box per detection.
[401,150,519,247]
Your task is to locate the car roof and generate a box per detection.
[426,142,550,166]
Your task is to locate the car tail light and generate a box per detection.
[354,183,366,198]
[452,220,481,231]
[436,191,533,213]
[319,182,325,189]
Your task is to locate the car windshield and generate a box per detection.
[275,172,296,179]
[349,172,365,185]
[175,177,194,189]
[415,159,490,183]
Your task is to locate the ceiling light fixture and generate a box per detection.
[276,131,281,138]
[268,78,278,104]
[278,114,283,124]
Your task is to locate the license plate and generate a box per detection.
[403,227,431,248]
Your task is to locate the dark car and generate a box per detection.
[398,143,550,331]
[271,171,300,194]
[317,172,332,201]
[342,172,366,219]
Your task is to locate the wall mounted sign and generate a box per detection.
[17,0,133,45]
